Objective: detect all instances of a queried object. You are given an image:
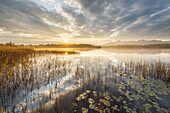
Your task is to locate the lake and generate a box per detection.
[0,48,170,113]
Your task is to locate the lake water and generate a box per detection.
[1,49,170,113]
[80,49,170,62]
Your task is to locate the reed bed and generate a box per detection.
[0,49,170,113]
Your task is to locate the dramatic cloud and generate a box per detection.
[0,0,169,44]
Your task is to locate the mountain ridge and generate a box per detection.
[103,40,170,46]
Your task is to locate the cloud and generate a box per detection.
[0,0,70,38]
[0,0,169,44]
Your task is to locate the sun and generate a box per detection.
[64,39,68,44]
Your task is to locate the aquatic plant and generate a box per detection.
[0,47,170,112]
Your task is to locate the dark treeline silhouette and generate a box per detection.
[0,42,101,48]
[0,42,25,47]
[2,42,170,49]
[31,44,101,48]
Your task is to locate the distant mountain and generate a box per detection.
[103,40,170,46]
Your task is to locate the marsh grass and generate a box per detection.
[0,47,169,113]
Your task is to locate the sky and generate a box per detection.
[0,0,170,45]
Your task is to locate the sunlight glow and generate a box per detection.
[65,52,68,55]
[64,39,68,44]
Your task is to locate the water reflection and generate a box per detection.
[79,49,170,63]
[103,48,170,54]
[1,48,170,113]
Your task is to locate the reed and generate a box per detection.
[0,47,169,112]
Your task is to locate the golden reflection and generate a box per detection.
[65,52,68,55]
